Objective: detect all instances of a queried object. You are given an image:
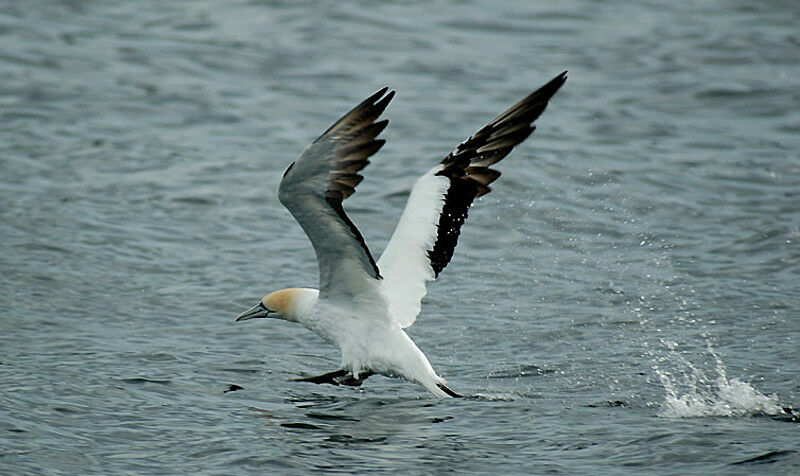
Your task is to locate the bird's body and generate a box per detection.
[236,72,566,397]
[254,285,455,397]
[311,295,450,398]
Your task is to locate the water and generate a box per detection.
[1,0,798,473]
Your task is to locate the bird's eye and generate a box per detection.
[258,301,274,313]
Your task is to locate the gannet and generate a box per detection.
[236,72,566,398]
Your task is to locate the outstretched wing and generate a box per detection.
[378,72,567,327]
[279,88,394,299]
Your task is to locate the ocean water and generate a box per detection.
[1,0,798,474]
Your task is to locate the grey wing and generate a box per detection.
[278,88,394,299]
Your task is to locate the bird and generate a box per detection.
[235,72,567,398]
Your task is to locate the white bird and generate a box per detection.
[236,72,567,397]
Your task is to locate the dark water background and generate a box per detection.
[1,1,799,474]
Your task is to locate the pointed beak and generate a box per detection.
[235,302,270,322]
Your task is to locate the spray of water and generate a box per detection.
[653,341,786,418]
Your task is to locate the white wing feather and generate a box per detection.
[378,166,449,327]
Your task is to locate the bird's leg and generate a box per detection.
[335,371,374,387]
[293,369,349,386]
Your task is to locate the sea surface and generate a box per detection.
[1,1,799,474]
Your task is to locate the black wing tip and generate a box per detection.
[369,138,387,157]
[518,73,566,108]
[372,89,396,115]
[356,87,394,113]
[367,86,389,103]
[317,87,395,141]
[369,87,395,104]
[536,70,568,99]
[371,119,390,138]
[382,89,396,102]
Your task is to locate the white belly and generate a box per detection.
[300,302,446,395]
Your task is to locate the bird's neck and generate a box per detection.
[281,287,319,322]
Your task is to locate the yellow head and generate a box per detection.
[235,288,306,323]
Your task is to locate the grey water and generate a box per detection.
[1,0,799,473]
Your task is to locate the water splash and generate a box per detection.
[654,341,785,418]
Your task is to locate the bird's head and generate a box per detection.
[235,288,303,323]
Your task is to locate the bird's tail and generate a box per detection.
[436,382,463,398]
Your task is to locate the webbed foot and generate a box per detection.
[335,371,374,387]
[293,369,375,387]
